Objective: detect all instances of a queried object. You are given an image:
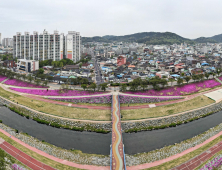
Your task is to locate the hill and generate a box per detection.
[82,32,194,45]
[210,34,222,43]
[194,37,218,43]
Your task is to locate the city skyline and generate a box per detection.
[1,0,222,39]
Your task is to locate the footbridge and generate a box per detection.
[110,93,126,170]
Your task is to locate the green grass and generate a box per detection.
[121,95,214,120]
[0,148,32,170]
[0,132,94,170]
[0,87,111,121]
[142,135,222,170]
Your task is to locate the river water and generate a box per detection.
[0,106,222,155]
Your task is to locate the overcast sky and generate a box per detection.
[1,0,222,39]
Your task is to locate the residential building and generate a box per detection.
[17,59,39,73]
[13,30,81,62]
[65,31,81,63]
[0,33,1,44]
[2,38,13,47]
[117,56,126,66]
[3,60,17,68]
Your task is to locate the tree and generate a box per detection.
[22,74,26,81]
[120,83,127,91]
[181,72,185,77]
[129,78,141,91]
[88,83,97,91]
[205,73,210,80]
[184,76,191,84]
[168,78,174,86]
[27,74,33,83]
[59,62,63,69]
[140,80,148,91]
[99,83,108,91]
[35,79,41,86]
[160,79,168,88]
[81,78,89,85]
[192,75,197,82]
[15,74,21,80]
[81,84,87,90]
[199,74,204,81]
[38,68,44,74]
[177,77,183,86]
[43,81,48,87]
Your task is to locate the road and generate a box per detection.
[91,50,104,85]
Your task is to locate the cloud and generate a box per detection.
[1,0,222,39]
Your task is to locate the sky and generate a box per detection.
[1,0,222,39]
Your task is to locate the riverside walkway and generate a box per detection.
[111,94,126,170]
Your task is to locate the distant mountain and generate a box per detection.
[82,32,222,45]
[82,32,194,45]
[210,34,222,43]
[194,37,218,43]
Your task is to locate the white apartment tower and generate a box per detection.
[65,31,81,63]
[13,30,81,62]
[2,38,13,47]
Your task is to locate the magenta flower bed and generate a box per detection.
[0,75,7,82]
[10,87,106,96]
[218,76,222,81]
[4,79,46,88]
[199,154,222,170]
[119,95,182,103]
[124,79,221,96]
[49,95,112,103]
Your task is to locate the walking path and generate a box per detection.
[2,83,222,111]
[127,130,222,170]
[120,86,222,110]
[0,128,109,170]
[1,78,9,84]
[0,138,55,170]
[111,94,125,170]
[171,141,222,170]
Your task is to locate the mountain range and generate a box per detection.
[82,32,222,45]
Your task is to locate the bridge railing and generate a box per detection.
[110,94,113,170]
[118,94,127,170]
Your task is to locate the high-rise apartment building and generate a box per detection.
[65,31,81,63]
[2,38,13,47]
[0,33,1,45]
[13,30,81,62]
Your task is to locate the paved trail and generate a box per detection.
[111,95,125,170]
[0,138,55,170]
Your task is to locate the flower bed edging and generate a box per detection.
[0,97,111,133]
[0,123,110,166]
[122,102,222,132]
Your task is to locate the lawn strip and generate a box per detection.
[0,87,111,121]
[143,135,222,170]
[0,132,85,170]
[121,95,214,120]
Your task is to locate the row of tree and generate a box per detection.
[0,68,49,87]
[120,71,221,91]
[39,57,91,68]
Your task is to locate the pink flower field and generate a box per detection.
[124,79,221,96]
[10,87,106,96]
[4,79,46,88]
[0,75,7,82]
